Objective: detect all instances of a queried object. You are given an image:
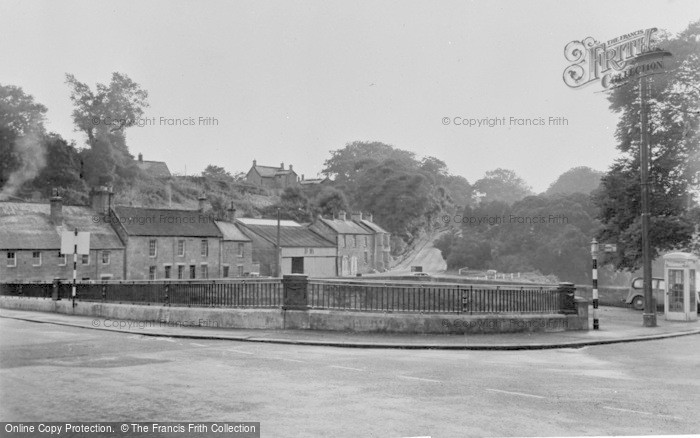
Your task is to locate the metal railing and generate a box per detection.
[307,279,562,314]
[1,278,573,314]
[0,279,283,308]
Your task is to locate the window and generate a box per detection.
[81,254,90,265]
[237,242,244,257]
[100,275,112,281]
[149,266,156,280]
[177,265,185,279]
[149,239,157,257]
[32,251,41,266]
[223,266,230,278]
[177,240,185,257]
[352,235,356,247]
[340,236,346,248]
[200,264,208,279]
[189,265,196,279]
[364,252,368,263]
[364,236,368,247]
[7,252,16,267]
[237,265,244,277]
[58,252,66,266]
[102,251,110,265]
[164,265,171,279]
[201,239,208,257]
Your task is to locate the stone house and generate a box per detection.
[356,213,391,271]
[108,196,224,280]
[308,211,376,276]
[245,160,299,190]
[0,194,125,282]
[215,218,255,277]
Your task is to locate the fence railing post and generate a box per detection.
[282,274,309,310]
[558,282,577,314]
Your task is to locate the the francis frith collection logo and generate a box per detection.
[563,28,671,89]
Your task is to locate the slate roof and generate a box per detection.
[215,221,251,241]
[236,218,335,248]
[358,219,389,234]
[112,206,222,237]
[136,160,171,178]
[0,202,124,250]
[300,178,329,185]
[318,217,372,235]
[251,165,296,178]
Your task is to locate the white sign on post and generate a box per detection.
[60,231,90,255]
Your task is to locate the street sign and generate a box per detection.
[604,243,617,253]
[60,231,90,255]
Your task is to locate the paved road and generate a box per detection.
[1,318,698,437]
[391,230,448,274]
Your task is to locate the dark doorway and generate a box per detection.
[291,257,304,274]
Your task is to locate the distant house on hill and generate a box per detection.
[245,160,298,190]
[135,153,171,179]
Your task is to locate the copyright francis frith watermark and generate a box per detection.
[442,214,569,226]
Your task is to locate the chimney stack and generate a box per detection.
[301,174,305,181]
[138,153,143,162]
[198,193,207,213]
[50,188,63,225]
[366,213,373,222]
[351,212,363,222]
[338,210,346,221]
[253,159,257,167]
[289,164,293,171]
[91,186,113,216]
[280,162,284,170]
[226,202,237,222]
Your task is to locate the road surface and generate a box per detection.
[1,317,699,437]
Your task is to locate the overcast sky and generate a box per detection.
[2,0,698,192]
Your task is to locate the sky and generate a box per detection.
[1,0,699,193]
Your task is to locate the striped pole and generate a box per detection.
[591,238,599,330]
[72,228,78,308]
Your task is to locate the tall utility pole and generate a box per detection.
[640,75,656,328]
[276,208,281,277]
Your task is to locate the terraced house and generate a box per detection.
[309,211,391,275]
[0,194,125,282]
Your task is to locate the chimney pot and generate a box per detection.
[226,202,237,221]
[338,210,347,221]
[138,153,143,162]
[91,186,112,216]
[198,193,207,213]
[50,191,63,225]
[280,162,284,169]
[289,164,293,171]
[351,211,363,222]
[253,159,257,166]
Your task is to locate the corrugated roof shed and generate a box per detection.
[0,202,124,250]
[215,221,251,241]
[112,206,222,237]
[236,220,335,248]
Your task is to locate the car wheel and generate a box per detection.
[632,296,644,310]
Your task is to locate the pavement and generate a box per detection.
[0,305,698,350]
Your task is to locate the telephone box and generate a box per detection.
[663,252,698,322]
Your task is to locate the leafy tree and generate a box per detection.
[0,84,48,192]
[545,166,604,196]
[594,21,700,270]
[312,186,349,217]
[66,73,149,186]
[473,168,532,204]
[260,186,312,222]
[202,165,231,179]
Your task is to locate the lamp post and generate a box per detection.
[591,238,599,330]
[639,75,657,327]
